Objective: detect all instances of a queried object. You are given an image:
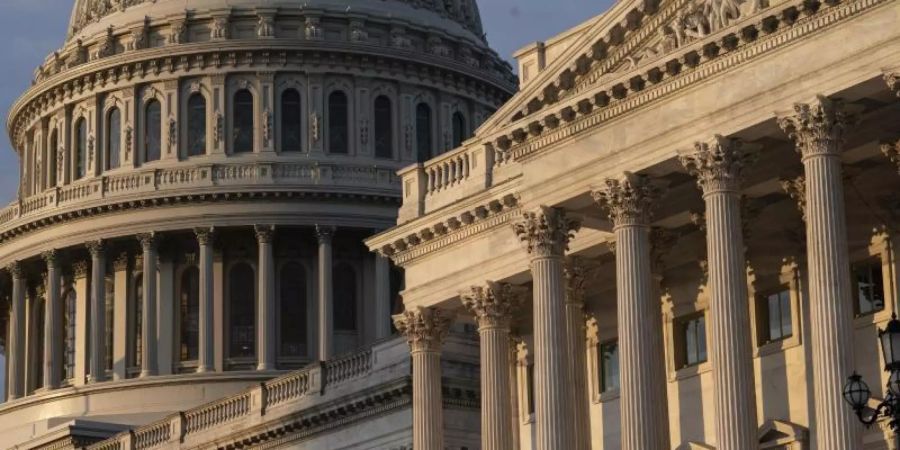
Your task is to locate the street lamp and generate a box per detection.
[844,314,900,441]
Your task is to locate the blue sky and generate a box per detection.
[0,1,607,205]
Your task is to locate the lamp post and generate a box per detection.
[843,314,900,448]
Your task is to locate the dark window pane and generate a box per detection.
[328,91,349,154]
[34,300,45,389]
[682,315,707,367]
[187,94,207,157]
[107,108,121,170]
[233,90,254,153]
[281,89,302,152]
[49,131,58,186]
[63,289,76,380]
[229,263,255,358]
[416,103,433,161]
[280,263,307,357]
[855,261,885,315]
[333,263,357,331]
[133,275,143,368]
[526,363,535,415]
[145,100,162,162]
[780,291,792,338]
[374,96,393,159]
[600,341,619,392]
[75,118,87,179]
[452,112,466,148]
[180,267,200,361]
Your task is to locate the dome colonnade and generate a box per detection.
[0,0,515,436]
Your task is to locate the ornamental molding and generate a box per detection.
[679,135,758,194]
[592,172,661,228]
[393,307,456,353]
[777,95,858,159]
[460,281,527,329]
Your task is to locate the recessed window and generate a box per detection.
[280,89,303,152]
[415,103,433,161]
[677,313,707,368]
[451,111,467,148]
[187,93,207,157]
[280,262,307,357]
[374,96,393,159]
[74,118,87,179]
[228,263,256,359]
[853,259,885,316]
[526,362,535,415]
[106,108,121,170]
[328,91,349,154]
[333,263,357,332]
[759,289,793,344]
[179,267,200,362]
[144,100,162,163]
[233,90,254,153]
[48,130,58,187]
[599,340,620,393]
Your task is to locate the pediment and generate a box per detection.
[758,419,808,446]
[478,0,774,136]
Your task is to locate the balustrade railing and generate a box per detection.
[325,349,373,386]
[132,420,171,450]
[265,369,312,407]
[183,392,251,434]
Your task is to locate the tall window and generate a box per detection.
[48,130,58,187]
[759,289,793,344]
[333,263,357,332]
[63,289,76,380]
[179,267,200,362]
[144,100,162,163]
[233,90,254,153]
[415,103,433,161]
[107,108,121,170]
[853,260,885,316]
[105,278,114,371]
[599,340,620,393]
[328,91,349,154]
[74,118,87,180]
[451,111,467,148]
[187,94,207,157]
[132,275,143,370]
[280,263,307,357]
[526,362,535,415]
[229,263,255,359]
[678,314,707,368]
[374,96,393,159]
[33,299,45,389]
[280,89,303,152]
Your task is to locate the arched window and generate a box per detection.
[48,130,58,187]
[333,263,357,332]
[74,118,87,180]
[452,111,467,149]
[107,108,121,170]
[280,263,307,357]
[374,96,393,159]
[233,90,254,153]
[187,94,207,157]
[280,89,302,152]
[415,103,433,161]
[63,289,76,380]
[144,100,162,163]
[179,267,200,362]
[132,275,143,370]
[228,263,255,359]
[328,91,349,154]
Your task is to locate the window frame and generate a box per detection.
[373,95,394,159]
[185,92,208,158]
[225,260,258,369]
[105,107,122,171]
[278,88,304,153]
[231,89,256,154]
[327,90,350,155]
[142,98,163,164]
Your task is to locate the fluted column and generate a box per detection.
[593,175,670,450]
[564,257,593,450]
[394,307,455,450]
[195,228,215,373]
[778,96,860,450]
[316,225,335,360]
[461,282,525,450]
[680,137,759,450]
[255,225,276,371]
[512,206,580,450]
[137,233,158,377]
[86,240,106,383]
[42,251,62,389]
[7,262,25,400]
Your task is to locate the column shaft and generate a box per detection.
[197,229,215,372]
[8,264,25,400]
[88,242,106,382]
[256,226,276,371]
[317,226,334,360]
[374,254,392,340]
[565,260,591,450]
[139,235,158,377]
[43,252,62,389]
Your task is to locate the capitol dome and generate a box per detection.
[0,0,514,447]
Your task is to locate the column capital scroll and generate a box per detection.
[460,281,526,329]
[41,250,59,267]
[393,307,455,353]
[136,232,158,250]
[194,227,216,245]
[315,225,336,243]
[85,240,105,257]
[254,225,275,244]
[777,95,858,159]
[592,172,661,228]
[6,261,22,279]
[512,206,580,258]
[679,135,757,194]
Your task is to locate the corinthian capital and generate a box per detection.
[393,307,456,353]
[679,135,757,194]
[461,281,526,329]
[512,206,581,258]
[254,225,275,244]
[885,72,900,97]
[85,240,105,257]
[882,140,900,174]
[777,95,857,159]
[194,227,216,246]
[591,172,660,228]
[137,233,158,250]
[6,261,22,279]
[780,175,807,222]
[564,256,593,306]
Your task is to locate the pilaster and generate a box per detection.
[316,225,335,361]
[196,228,215,373]
[255,225,276,371]
[564,257,594,450]
[42,251,62,389]
[86,240,106,383]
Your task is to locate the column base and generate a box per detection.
[256,363,275,371]
[139,370,156,378]
[196,365,213,373]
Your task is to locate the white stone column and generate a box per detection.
[593,175,670,450]
[394,307,454,450]
[779,96,860,450]
[196,228,215,373]
[512,206,580,450]
[137,233,158,377]
[681,137,759,450]
[374,253,392,340]
[316,225,335,361]
[86,240,106,383]
[7,262,25,400]
[564,257,593,450]
[462,282,524,450]
[255,225,276,371]
[42,251,62,389]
